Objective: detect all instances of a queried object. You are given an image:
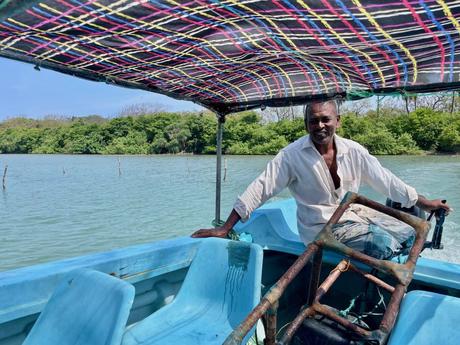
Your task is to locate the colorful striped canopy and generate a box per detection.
[1,0,460,114]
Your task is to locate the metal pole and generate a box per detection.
[223,243,319,345]
[307,248,323,305]
[215,114,225,225]
[264,300,279,345]
[376,95,380,116]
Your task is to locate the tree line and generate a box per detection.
[0,107,459,155]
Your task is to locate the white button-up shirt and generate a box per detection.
[233,135,419,245]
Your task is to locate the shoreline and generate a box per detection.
[0,151,459,156]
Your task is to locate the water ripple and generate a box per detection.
[0,154,459,271]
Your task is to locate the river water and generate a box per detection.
[0,154,459,271]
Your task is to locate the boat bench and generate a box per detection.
[122,238,263,345]
[22,269,135,345]
[388,290,460,345]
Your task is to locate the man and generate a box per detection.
[192,100,451,259]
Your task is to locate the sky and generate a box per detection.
[0,58,204,120]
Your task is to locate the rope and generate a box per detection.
[338,293,361,318]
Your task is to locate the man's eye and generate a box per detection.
[309,117,332,124]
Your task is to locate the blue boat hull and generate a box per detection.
[1,199,459,344]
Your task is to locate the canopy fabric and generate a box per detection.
[1,0,460,114]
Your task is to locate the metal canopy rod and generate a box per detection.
[214,114,225,225]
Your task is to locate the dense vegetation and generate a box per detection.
[0,107,459,155]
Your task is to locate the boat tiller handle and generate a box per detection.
[426,200,447,250]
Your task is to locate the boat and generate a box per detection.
[1,194,459,345]
[1,1,460,344]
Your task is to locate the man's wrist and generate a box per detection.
[416,195,428,209]
[220,225,232,233]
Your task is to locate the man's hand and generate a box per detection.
[416,196,453,214]
[191,226,230,238]
[191,209,241,239]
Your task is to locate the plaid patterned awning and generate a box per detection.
[1,0,460,114]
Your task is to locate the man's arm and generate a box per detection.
[191,150,292,239]
[191,209,241,238]
[360,149,452,214]
[416,195,452,214]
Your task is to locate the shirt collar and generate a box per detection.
[303,134,349,155]
[334,135,349,155]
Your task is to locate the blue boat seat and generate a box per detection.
[23,269,135,345]
[234,199,306,255]
[122,238,263,345]
[388,290,460,345]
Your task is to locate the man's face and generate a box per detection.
[306,101,340,146]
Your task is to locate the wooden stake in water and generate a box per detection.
[223,158,227,182]
[118,158,122,176]
[2,165,7,190]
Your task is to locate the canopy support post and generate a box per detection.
[214,113,226,225]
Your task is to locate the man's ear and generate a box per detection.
[336,115,341,128]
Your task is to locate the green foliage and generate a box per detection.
[150,137,169,154]
[438,125,460,152]
[227,142,251,155]
[103,116,134,140]
[395,133,421,154]
[404,108,447,150]
[266,118,305,142]
[135,113,181,143]
[1,107,459,155]
[33,128,66,153]
[232,111,261,124]
[338,113,375,139]
[338,108,458,154]
[0,127,42,153]
[0,117,41,129]
[184,114,215,153]
[353,128,419,155]
[62,122,105,154]
[252,136,289,155]
[222,111,295,155]
[102,132,149,154]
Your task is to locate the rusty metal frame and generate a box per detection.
[223,192,430,345]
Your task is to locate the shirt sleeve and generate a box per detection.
[234,151,292,221]
[359,149,418,208]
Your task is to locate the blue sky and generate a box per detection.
[0,58,204,120]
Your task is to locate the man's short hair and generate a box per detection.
[304,99,341,121]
